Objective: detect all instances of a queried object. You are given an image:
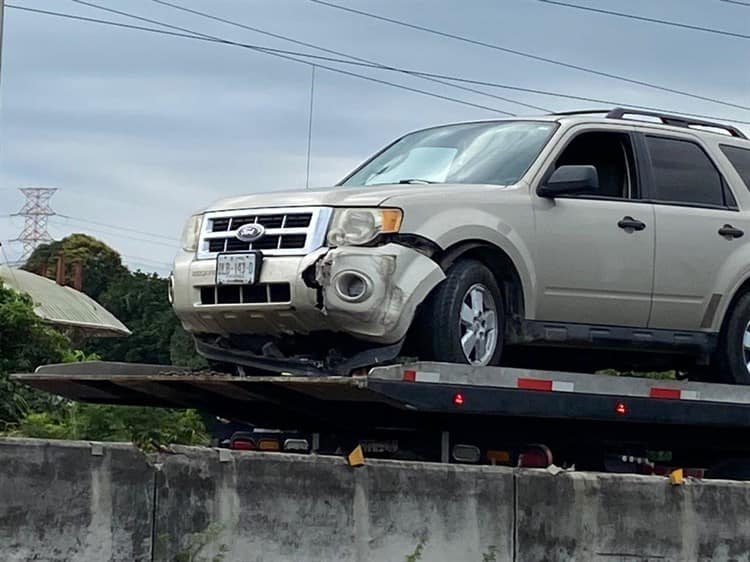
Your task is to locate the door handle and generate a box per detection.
[719,224,744,239]
[617,216,646,231]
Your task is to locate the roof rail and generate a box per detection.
[606,107,747,139]
[549,109,610,116]
[550,107,747,139]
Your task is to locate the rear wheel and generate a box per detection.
[418,259,504,366]
[716,292,750,384]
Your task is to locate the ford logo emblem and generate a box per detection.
[236,223,266,243]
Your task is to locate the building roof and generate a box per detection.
[0,265,130,338]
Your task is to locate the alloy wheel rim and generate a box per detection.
[459,283,498,366]
[743,321,750,375]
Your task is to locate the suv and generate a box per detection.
[171,108,750,383]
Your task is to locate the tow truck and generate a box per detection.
[13,360,750,480]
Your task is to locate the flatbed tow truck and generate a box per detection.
[13,361,750,480]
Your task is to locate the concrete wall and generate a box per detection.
[516,470,750,562]
[0,439,154,562]
[3,438,750,562]
[154,447,513,562]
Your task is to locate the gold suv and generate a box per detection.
[171,108,750,383]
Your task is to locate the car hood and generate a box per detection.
[204,184,509,212]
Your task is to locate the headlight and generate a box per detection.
[327,208,403,246]
[180,214,203,252]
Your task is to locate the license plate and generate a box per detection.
[216,253,259,285]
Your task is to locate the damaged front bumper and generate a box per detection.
[172,243,446,344]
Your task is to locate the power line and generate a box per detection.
[10,4,748,126]
[123,254,171,267]
[125,0,750,125]
[49,218,178,249]
[720,0,750,6]
[304,0,750,112]
[8,4,510,116]
[147,0,548,113]
[57,213,179,242]
[538,0,750,40]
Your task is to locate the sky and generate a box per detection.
[0,0,748,276]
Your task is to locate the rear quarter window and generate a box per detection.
[720,145,750,191]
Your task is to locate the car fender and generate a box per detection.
[418,212,537,320]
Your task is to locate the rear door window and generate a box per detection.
[645,136,725,207]
[720,145,750,191]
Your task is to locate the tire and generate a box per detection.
[417,259,504,366]
[716,292,750,384]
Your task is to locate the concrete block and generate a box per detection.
[0,438,154,562]
[154,447,514,562]
[516,469,750,562]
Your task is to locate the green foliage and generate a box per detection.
[0,281,72,427]
[87,271,178,364]
[13,404,208,450]
[597,368,676,380]
[404,538,426,562]
[23,233,204,367]
[23,233,127,301]
[170,326,208,369]
[3,234,208,444]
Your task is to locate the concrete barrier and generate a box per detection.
[153,447,514,562]
[4,439,750,561]
[0,438,154,562]
[516,470,750,562]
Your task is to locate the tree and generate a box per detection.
[88,271,177,364]
[0,281,71,426]
[24,233,127,301]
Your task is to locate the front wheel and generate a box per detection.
[417,259,504,367]
[716,292,750,384]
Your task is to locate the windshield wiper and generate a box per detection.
[397,178,437,184]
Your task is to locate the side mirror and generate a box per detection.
[538,165,599,198]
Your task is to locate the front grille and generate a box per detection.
[200,283,291,305]
[209,213,311,233]
[199,207,329,259]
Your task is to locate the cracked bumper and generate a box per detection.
[172,243,446,344]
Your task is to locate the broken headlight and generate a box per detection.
[326,208,403,246]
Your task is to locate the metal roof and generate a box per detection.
[0,266,130,338]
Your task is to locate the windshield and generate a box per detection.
[341,121,557,187]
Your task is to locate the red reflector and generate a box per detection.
[517,378,553,391]
[403,370,416,382]
[231,440,255,451]
[615,401,628,416]
[453,392,465,406]
[650,387,681,400]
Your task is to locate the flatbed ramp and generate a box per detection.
[14,361,750,430]
[16,361,750,475]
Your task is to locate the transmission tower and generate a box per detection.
[11,187,58,261]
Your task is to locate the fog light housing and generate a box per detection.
[334,271,372,302]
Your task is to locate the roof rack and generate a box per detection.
[550,107,747,139]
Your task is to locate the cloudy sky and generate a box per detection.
[1,0,748,275]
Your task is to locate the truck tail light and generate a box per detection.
[518,444,553,468]
[487,449,511,465]
[283,438,310,452]
[230,437,256,451]
[452,444,481,463]
[257,438,280,451]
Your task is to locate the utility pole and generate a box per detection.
[0,0,5,90]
